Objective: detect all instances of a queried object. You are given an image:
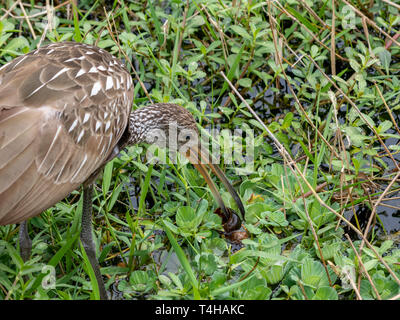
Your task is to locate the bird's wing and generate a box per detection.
[0,42,134,225]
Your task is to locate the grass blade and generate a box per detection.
[218,43,245,101]
[162,220,200,299]
[80,241,100,300]
[147,1,163,45]
[211,274,255,296]
[26,231,80,295]
[72,2,82,42]
[102,160,114,199]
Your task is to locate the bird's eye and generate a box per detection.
[185,135,191,141]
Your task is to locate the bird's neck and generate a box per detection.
[125,104,178,146]
[126,108,150,146]
[123,103,199,149]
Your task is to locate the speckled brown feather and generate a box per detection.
[0,42,134,225]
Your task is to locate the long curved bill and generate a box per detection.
[185,145,245,221]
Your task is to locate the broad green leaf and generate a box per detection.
[377,48,391,74]
[2,37,29,56]
[238,78,252,88]
[230,25,252,41]
[176,206,198,230]
[312,286,338,300]
[286,5,319,33]
[260,264,284,285]
[301,259,329,288]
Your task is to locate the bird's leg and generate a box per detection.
[19,220,32,262]
[80,184,108,300]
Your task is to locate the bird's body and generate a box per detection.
[0,41,244,299]
[0,42,133,225]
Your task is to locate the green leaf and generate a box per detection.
[230,25,252,41]
[301,259,329,288]
[72,3,82,42]
[168,272,183,290]
[0,240,24,269]
[219,43,246,98]
[147,0,163,45]
[211,274,255,296]
[243,249,294,262]
[161,219,179,234]
[102,160,113,198]
[312,286,338,300]
[80,241,100,300]
[238,78,252,88]
[107,183,123,211]
[26,231,80,295]
[261,211,288,227]
[286,5,319,33]
[176,206,198,229]
[245,202,270,224]
[234,276,271,299]
[377,48,391,74]
[1,37,29,56]
[199,254,217,275]
[359,113,375,128]
[162,220,201,299]
[130,270,153,292]
[377,120,392,134]
[378,240,394,254]
[349,59,361,72]
[261,264,285,285]
[364,259,378,271]
[281,112,293,130]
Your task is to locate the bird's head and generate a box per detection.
[128,103,244,224]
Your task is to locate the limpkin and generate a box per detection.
[0,41,244,299]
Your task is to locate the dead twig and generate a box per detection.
[18,0,36,40]
[0,1,18,21]
[103,7,153,104]
[341,0,400,47]
[345,234,381,300]
[331,0,336,76]
[220,70,400,287]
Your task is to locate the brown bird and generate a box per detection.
[0,41,244,299]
